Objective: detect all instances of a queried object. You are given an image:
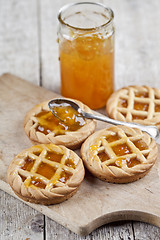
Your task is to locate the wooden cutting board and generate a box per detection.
[1,73,160,236]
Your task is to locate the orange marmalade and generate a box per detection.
[35,104,86,135]
[59,34,114,109]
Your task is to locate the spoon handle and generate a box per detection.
[82,111,159,140]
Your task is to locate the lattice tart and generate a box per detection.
[81,125,157,183]
[24,98,96,149]
[106,86,160,129]
[7,144,85,205]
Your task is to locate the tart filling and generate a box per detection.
[18,145,78,189]
[81,125,158,183]
[7,144,85,204]
[106,86,160,129]
[24,99,96,149]
[35,106,86,136]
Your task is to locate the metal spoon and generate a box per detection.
[48,98,159,140]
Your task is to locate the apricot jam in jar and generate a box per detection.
[58,2,114,109]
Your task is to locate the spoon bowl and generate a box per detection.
[48,98,160,141]
[48,98,81,122]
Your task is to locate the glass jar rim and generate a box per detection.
[58,2,114,31]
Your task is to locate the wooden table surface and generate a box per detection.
[0,0,160,239]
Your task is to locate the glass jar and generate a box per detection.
[58,2,114,109]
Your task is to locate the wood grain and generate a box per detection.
[45,218,134,240]
[39,0,160,237]
[0,1,43,239]
[0,190,44,240]
[1,0,160,239]
[1,74,160,237]
[133,221,160,240]
[0,0,40,85]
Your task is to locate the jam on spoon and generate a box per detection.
[48,98,159,140]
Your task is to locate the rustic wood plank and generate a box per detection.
[103,0,160,90]
[0,0,40,84]
[133,221,160,240]
[40,0,160,238]
[1,0,160,239]
[39,0,131,239]
[39,0,61,93]
[40,0,133,238]
[0,73,140,238]
[0,190,44,240]
[45,218,134,240]
[107,0,160,238]
[0,1,45,240]
[90,222,134,240]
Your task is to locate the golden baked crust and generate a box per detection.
[7,144,85,205]
[81,125,158,183]
[24,98,96,149]
[106,86,160,129]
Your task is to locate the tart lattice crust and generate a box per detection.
[106,86,160,129]
[24,98,96,149]
[81,126,157,183]
[7,144,85,205]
